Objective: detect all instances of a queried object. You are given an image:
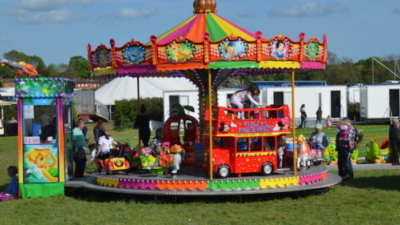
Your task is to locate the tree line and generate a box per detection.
[1,50,399,86]
[0,50,90,80]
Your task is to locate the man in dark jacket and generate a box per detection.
[134,104,151,146]
[389,118,400,165]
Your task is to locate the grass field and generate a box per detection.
[1,124,400,225]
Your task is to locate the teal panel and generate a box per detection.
[15,77,75,99]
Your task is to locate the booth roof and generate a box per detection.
[95,77,197,105]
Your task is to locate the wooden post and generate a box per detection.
[137,76,141,146]
[208,70,213,179]
[291,70,297,175]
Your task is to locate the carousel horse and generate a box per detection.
[296,134,311,170]
[153,141,184,177]
[169,144,184,175]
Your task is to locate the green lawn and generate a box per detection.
[1,124,400,225]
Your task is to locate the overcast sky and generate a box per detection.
[1,0,399,65]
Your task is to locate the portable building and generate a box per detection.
[260,85,347,127]
[74,89,109,122]
[163,88,238,122]
[360,84,400,122]
[347,84,362,103]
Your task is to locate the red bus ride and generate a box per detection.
[203,105,291,178]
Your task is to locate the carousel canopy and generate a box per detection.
[95,77,197,105]
[88,0,327,78]
[156,12,262,44]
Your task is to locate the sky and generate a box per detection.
[0,0,400,65]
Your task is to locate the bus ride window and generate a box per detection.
[237,138,248,152]
[227,137,234,149]
[214,138,225,147]
[278,110,284,118]
[225,109,235,120]
[263,111,269,119]
[264,137,276,151]
[269,111,277,118]
[251,137,261,151]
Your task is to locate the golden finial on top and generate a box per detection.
[193,0,217,13]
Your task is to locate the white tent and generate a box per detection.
[95,77,197,105]
[0,87,15,97]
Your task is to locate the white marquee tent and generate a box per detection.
[95,77,197,105]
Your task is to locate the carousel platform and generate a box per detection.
[65,165,341,196]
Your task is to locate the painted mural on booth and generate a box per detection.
[23,145,59,183]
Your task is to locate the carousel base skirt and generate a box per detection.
[65,165,341,196]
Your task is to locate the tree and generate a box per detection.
[69,56,90,79]
[45,64,61,77]
[57,64,77,79]
[0,66,14,78]
[356,57,387,84]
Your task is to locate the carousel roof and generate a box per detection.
[88,0,327,78]
[156,13,263,44]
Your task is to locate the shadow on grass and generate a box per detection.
[340,175,400,191]
[66,187,331,204]
[0,183,7,191]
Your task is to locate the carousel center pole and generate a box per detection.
[137,76,141,146]
[208,70,214,180]
[291,70,297,175]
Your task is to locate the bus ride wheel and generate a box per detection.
[217,165,230,178]
[261,162,273,175]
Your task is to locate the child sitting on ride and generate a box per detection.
[229,84,261,119]
[96,129,119,159]
[0,166,18,201]
[296,134,311,170]
[278,136,286,168]
[95,129,119,172]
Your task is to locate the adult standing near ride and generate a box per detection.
[299,104,307,128]
[71,119,87,178]
[389,118,400,165]
[73,120,87,150]
[316,106,322,124]
[134,104,151,146]
[310,124,328,150]
[93,119,106,146]
[38,110,51,129]
[229,84,261,119]
[336,117,358,181]
[309,123,328,164]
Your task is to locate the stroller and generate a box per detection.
[97,143,131,175]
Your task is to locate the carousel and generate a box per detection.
[66,0,340,196]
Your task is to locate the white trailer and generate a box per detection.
[360,84,400,123]
[0,100,17,136]
[347,84,362,103]
[163,88,239,122]
[74,89,109,122]
[260,85,347,127]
